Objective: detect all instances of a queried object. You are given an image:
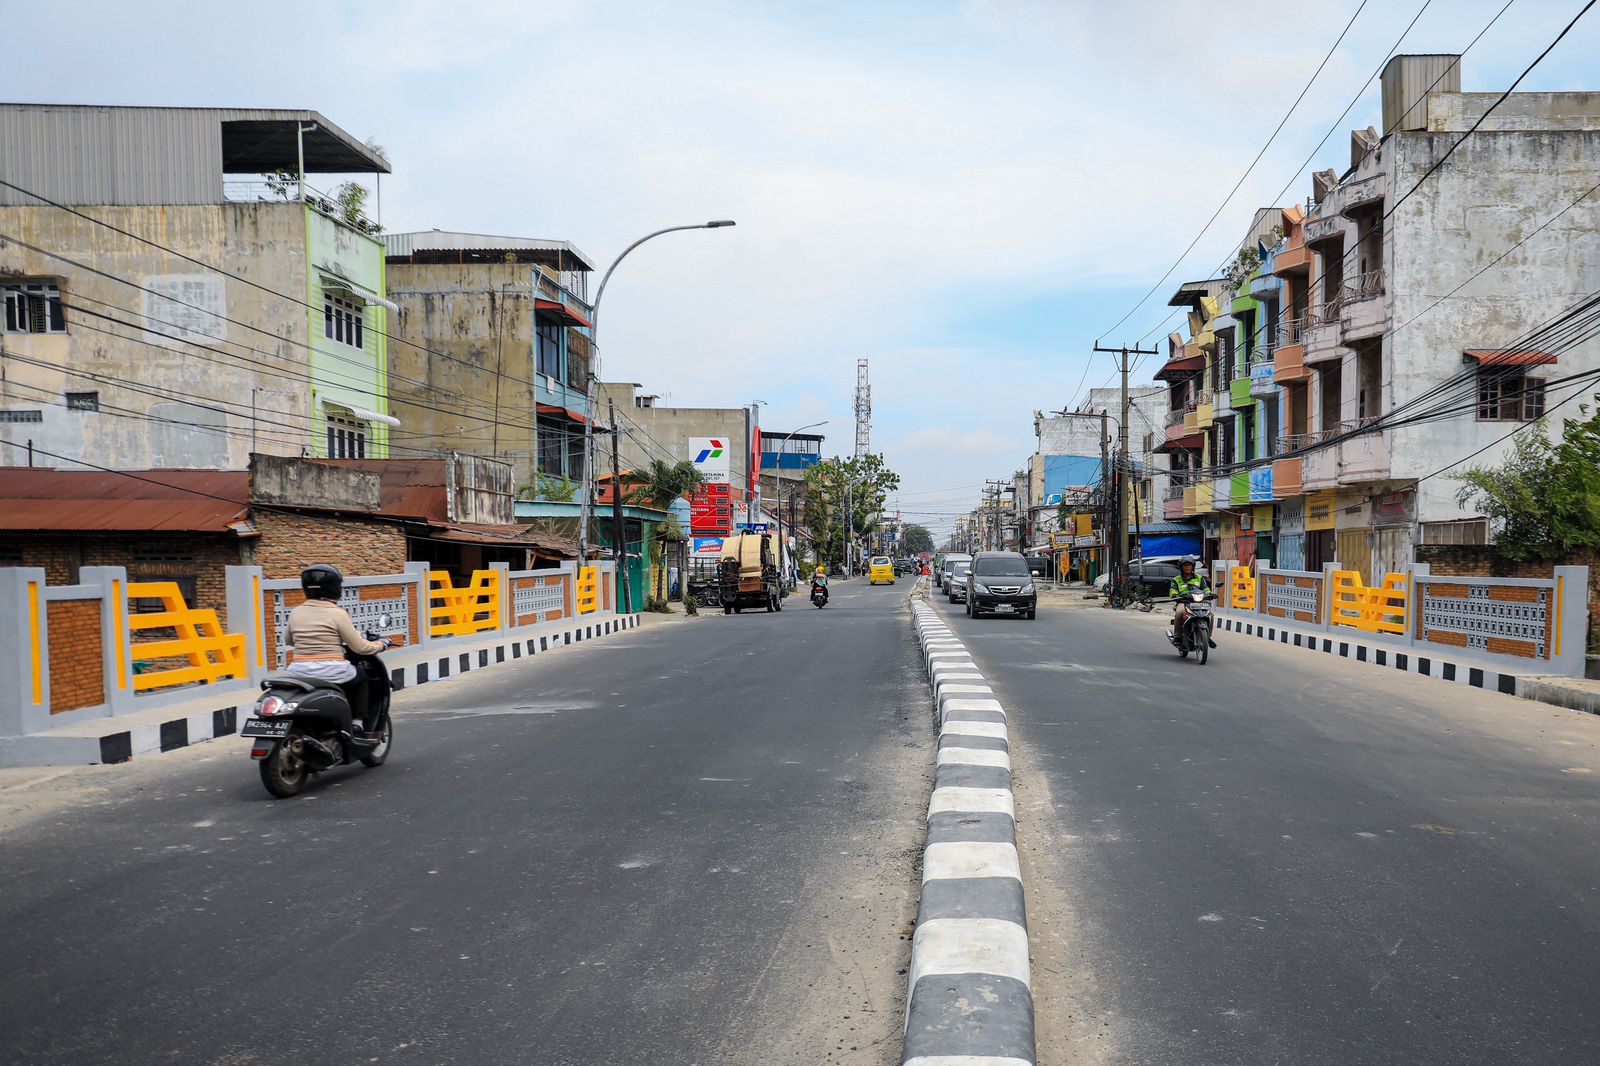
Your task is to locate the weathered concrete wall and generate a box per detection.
[250,453,380,512]
[1386,125,1600,524]
[0,202,311,469]
[385,261,537,488]
[598,382,755,489]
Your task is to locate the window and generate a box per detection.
[4,282,66,334]
[323,293,364,349]
[0,409,43,423]
[1420,519,1490,546]
[536,417,565,475]
[1240,410,1255,460]
[325,414,368,458]
[536,321,562,379]
[65,391,99,412]
[1477,370,1545,422]
[129,546,198,613]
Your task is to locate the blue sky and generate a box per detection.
[6,0,1599,539]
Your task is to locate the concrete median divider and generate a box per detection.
[903,599,1034,1066]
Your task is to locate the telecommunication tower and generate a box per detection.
[854,358,871,456]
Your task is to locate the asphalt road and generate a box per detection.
[0,578,929,1066]
[927,589,1600,1066]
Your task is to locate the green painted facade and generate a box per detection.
[305,205,390,458]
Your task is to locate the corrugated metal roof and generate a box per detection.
[0,469,248,532]
[0,104,387,207]
[384,231,595,272]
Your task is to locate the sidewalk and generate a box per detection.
[0,610,641,768]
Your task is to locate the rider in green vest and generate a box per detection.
[1168,558,1215,647]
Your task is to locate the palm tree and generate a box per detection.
[627,459,704,601]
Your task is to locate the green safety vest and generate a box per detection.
[1170,573,1208,597]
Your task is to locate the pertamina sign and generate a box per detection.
[690,437,731,484]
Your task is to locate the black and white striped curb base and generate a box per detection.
[905,600,1034,1066]
[1215,615,1524,695]
[387,614,641,692]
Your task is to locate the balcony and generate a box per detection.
[1272,456,1302,498]
[1194,393,1215,430]
[1250,355,1279,398]
[1303,297,1345,367]
[1339,173,1386,215]
[1340,270,1387,341]
[1229,473,1250,507]
[1305,214,1344,244]
[1250,271,1281,300]
[1338,418,1389,482]
[1272,243,1311,275]
[1229,375,1255,409]
[1183,484,1199,516]
[1213,476,1234,512]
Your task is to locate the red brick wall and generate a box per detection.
[0,535,241,614]
[47,598,104,713]
[247,511,409,580]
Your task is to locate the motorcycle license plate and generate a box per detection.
[994,603,1015,613]
[241,717,291,739]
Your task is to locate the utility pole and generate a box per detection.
[1092,342,1158,578]
[984,479,1007,552]
[607,398,631,613]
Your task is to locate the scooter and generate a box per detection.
[811,580,829,608]
[1171,591,1216,665]
[243,615,396,798]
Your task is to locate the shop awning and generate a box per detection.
[536,402,588,425]
[1155,432,1205,452]
[1464,349,1557,367]
[1154,356,1205,381]
[535,299,593,328]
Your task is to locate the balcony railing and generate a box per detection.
[1281,314,1307,344]
[1345,269,1385,303]
[1311,294,1344,327]
[1165,483,1184,501]
[1165,408,1187,428]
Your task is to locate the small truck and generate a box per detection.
[718,532,784,614]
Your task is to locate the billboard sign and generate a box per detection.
[690,437,731,484]
[691,536,726,557]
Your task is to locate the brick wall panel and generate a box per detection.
[47,599,104,713]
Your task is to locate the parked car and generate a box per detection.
[946,561,973,603]
[1025,555,1052,579]
[965,551,1038,619]
[937,553,972,591]
[894,559,916,575]
[1093,557,1187,596]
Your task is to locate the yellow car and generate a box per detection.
[869,556,896,585]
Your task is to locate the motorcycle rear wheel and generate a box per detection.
[260,735,308,798]
[360,715,392,767]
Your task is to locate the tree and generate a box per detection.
[627,460,703,601]
[900,523,934,556]
[804,454,901,570]
[1454,399,1600,561]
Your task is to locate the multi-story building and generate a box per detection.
[598,382,767,516]
[0,104,393,469]
[1152,55,1600,580]
[382,231,595,492]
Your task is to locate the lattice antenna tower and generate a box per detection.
[854,358,871,456]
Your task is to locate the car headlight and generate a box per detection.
[1020,583,1034,594]
[971,582,989,594]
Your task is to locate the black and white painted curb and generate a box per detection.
[1215,614,1525,694]
[904,599,1034,1066]
[0,614,642,768]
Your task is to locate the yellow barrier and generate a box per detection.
[576,566,598,615]
[1329,570,1408,635]
[128,582,247,692]
[429,570,502,637]
[1230,565,1256,610]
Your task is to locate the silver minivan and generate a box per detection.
[937,553,972,591]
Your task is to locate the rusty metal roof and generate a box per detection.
[0,469,249,533]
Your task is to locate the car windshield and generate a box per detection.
[952,563,972,577]
[974,557,1029,577]
[871,557,891,566]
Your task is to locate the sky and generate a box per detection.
[6,0,1599,541]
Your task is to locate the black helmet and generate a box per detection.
[301,564,344,601]
[1180,556,1198,571]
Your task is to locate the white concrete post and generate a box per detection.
[1553,565,1589,677]
[405,561,434,651]
[489,561,512,635]
[0,568,49,737]
[223,566,267,684]
[1320,563,1340,632]
[81,566,139,714]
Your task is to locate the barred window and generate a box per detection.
[4,282,66,334]
[1477,371,1545,421]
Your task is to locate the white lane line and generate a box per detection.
[909,917,1031,989]
[923,841,1022,883]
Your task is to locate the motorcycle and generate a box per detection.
[1171,591,1216,665]
[811,580,829,608]
[243,615,396,798]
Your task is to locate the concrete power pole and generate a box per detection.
[985,479,1007,552]
[847,358,871,575]
[1092,342,1158,579]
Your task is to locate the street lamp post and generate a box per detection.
[576,220,735,571]
[771,420,828,588]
